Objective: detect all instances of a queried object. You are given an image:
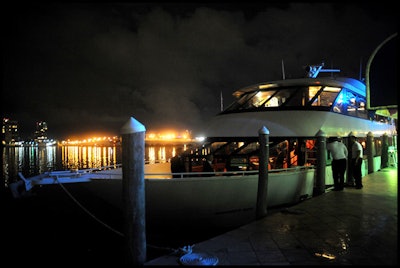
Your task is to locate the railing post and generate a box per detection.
[121,117,147,266]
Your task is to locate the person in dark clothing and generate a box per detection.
[296,140,306,166]
[170,148,185,178]
[350,135,363,189]
[202,155,214,176]
[275,146,285,169]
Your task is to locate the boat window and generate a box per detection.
[252,91,276,107]
[224,85,346,112]
[264,89,291,107]
[307,86,323,105]
[224,91,258,111]
[283,87,309,106]
[332,89,368,119]
[311,86,340,107]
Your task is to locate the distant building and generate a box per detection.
[2,118,21,145]
[34,121,48,143]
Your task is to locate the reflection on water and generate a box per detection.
[61,146,120,170]
[2,145,57,187]
[2,144,187,187]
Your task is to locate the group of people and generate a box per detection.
[172,135,365,187]
[326,135,363,191]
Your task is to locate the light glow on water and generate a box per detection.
[3,143,187,185]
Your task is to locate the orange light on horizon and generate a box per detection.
[60,135,120,145]
[60,130,194,144]
[145,130,193,141]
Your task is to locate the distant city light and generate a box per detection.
[195,136,205,142]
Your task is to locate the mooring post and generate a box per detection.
[381,133,389,169]
[367,131,374,174]
[314,129,326,196]
[256,126,269,219]
[121,117,147,266]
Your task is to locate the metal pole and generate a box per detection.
[121,117,147,266]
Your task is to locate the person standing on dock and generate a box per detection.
[171,148,185,178]
[350,135,363,189]
[327,137,348,191]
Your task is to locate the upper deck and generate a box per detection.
[204,65,396,138]
[222,76,369,120]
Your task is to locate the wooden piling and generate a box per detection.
[256,126,269,219]
[367,131,374,174]
[314,129,326,196]
[121,117,147,266]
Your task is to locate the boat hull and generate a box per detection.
[70,167,315,228]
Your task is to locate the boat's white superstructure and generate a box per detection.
[190,64,396,176]
[204,76,396,139]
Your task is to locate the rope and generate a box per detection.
[55,176,124,237]
[54,176,191,255]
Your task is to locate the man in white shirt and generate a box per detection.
[327,137,348,191]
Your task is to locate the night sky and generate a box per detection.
[2,2,397,139]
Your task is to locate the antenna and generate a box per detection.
[220,91,223,111]
[281,59,286,80]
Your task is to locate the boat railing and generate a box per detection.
[160,165,315,179]
[11,165,316,198]
[23,165,316,183]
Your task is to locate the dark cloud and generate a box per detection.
[2,2,397,139]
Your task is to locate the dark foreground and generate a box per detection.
[3,183,236,266]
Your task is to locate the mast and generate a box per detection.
[220,91,223,112]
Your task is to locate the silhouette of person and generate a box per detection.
[275,146,285,169]
[171,148,185,178]
[350,135,363,189]
[202,155,214,176]
[296,140,306,166]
